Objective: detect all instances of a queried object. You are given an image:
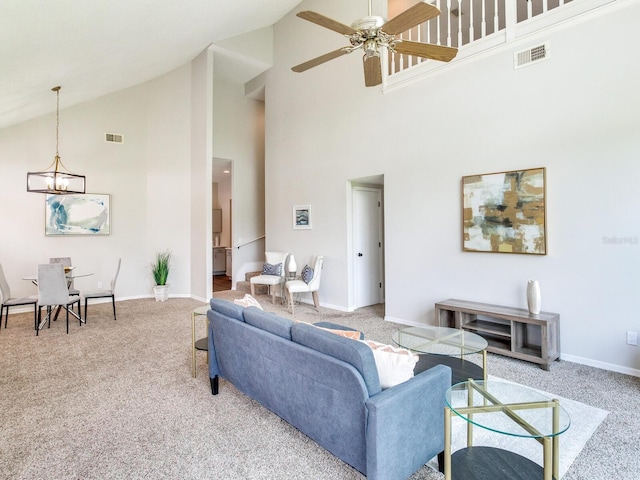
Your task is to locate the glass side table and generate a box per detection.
[392,326,488,384]
[444,379,571,480]
[191,305,209,378]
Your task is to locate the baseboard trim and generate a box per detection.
[559,353,640,378]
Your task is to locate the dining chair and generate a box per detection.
[250,252,289,304]
[0,263,38,331]
[37,263,82,335]
[49,257,80,297]
[83,258,121,321]
[286,255,324,315]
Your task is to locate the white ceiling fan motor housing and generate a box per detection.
[351,15,386,35]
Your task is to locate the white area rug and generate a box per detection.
[429,376,609,478]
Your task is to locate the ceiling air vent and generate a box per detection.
[514,42,549,70]
[105,133,124,144]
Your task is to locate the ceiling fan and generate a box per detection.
[291,1,458,87]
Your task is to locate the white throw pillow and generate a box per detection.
[233,294,263,310]
[360,340,419,389]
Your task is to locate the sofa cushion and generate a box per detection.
[244,307,295,340]
[233,294,263,310]
[318,327,362,340]
[311,321,364,340]
[209,297,246,322]
[292,323,381,397]
[360,340,419,389]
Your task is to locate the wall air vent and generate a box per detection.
[514,42,549,70]
[105,133,124,144]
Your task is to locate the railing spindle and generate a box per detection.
[481,0,487,37]
[469,0,475,43]
[436,0,442,46]
[494,0,500,32]
[447,0,453,47]
[457,0,463,47]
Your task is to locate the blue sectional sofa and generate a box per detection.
[207,298,451,480]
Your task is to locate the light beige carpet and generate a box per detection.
[0,292,634,479]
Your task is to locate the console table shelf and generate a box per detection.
[435,299,560,370]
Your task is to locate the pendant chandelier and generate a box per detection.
[26,86,86,194]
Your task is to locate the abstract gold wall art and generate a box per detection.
[462,168,546,254]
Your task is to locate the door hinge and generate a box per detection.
[379,282,382,288]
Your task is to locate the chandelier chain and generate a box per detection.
[53,86,60,157]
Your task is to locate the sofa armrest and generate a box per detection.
[365,364,451,480]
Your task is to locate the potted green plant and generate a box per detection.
[152,250,171,301]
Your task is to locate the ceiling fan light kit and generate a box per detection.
[292,1,458,87]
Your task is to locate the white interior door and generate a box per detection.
[353,186,383,308]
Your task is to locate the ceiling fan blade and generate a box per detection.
[363,55,382,87]
[382,2,441,35]
[393,40,458,62]
[292,48,351,73]
[296,11,358,36]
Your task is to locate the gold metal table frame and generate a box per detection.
[191,305,209,377]
[393,326,488,383]
[444,379,570,480]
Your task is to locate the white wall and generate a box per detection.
[190,48,214,300]
[266,0,640,373]
[212,75,266,285]
[0,62,198,301]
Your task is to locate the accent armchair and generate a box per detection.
[286,255,323,315]
[250,252,289,304]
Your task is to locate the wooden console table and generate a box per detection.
[435,299,560,370]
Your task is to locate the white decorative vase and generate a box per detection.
[288,255,297,276]
[527,280,541,315]
[153,284,170,302]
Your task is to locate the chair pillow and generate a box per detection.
[262,262,282,276]
[359,340,419,389]
[301,265,314,284]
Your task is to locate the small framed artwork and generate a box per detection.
[292,205,312,230]
[45,193,111,236]
[462,167,546,254]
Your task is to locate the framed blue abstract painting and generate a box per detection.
[45,194,110,236]
[293,205,311,230]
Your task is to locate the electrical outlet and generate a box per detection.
[626,331,638,346]
[97,281,103,289]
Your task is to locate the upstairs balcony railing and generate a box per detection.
[387,0,615,84]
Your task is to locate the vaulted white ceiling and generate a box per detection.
[0,0,302,130]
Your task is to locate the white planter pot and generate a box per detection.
[153,284,170,302]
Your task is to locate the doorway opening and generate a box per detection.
[348,176,385,311]
[213,158,233,293]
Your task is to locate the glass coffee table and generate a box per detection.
[392,326,488,384]
[444,379,571,480]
